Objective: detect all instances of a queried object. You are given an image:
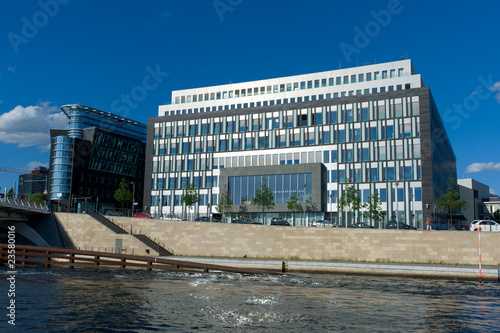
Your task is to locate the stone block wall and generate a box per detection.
[54,213,159,256]
[108,216,500,265]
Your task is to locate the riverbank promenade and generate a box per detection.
[167,256,500,281]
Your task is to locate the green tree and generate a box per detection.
[435,176,468,229]
[29,192,45,206]
[6,188,14,200]
[287,191,304,226]
[181,183,201,220]
[362,192,386,227]
[216,191,233,222]
[114,178,133,210]
[338,181,362,227]
[252,178,274,224]
[491,209,500,222]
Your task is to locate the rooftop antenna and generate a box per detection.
[339,61,341,69]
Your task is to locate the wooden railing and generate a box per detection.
[0,244,277,275]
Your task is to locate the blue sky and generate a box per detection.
[0,0,499,195]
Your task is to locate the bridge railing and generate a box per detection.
[0,244,277,275]
[0,196,49,211]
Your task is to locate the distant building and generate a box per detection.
[18,166,49,200]
[458,178,495,221]
[145,59,457,228]
[49,104,146,213]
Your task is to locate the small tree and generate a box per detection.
[181,183,200,220]
[435,176,468,229]
[363,192,386,228]
[287,191,304,226]
[338,181,362,227]
[6,188,14,200]
[114,178,133,211]
[491,209,500,222]
[216,191,233,222]
[252,178,274,224]
[29,192,45,206]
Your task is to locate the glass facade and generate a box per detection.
[229,173,311,205]
[49,105,147,213]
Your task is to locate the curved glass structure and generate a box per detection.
[50,136,73,201]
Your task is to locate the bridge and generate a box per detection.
[0,197,50,221]
[0,197,52,247]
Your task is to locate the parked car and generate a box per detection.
[270,217,290,226]
[194,216,210,222]
[133,212,151,219]
[309,219,337,227]
[469,220,500,232]
[232,218,253,224]
[385,221,417,230]
[161,214,182,221]
[350,222,374,228]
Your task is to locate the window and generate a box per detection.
[379,189,387,202]
[366,73,372,81]
[387,125,394,139]
[343,76,349,84]
[351,75,356,83]
[359,73,364,82]
[370,127,377,140]
[362,148,369,161]
[331,150,338,163]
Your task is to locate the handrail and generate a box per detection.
[0,244,277,275]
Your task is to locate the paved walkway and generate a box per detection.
[165,256,500,281]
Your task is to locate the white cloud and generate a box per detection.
[7,66,16,74]
[465,162,500,173]
[491,188,497,195]
[25,161,49,171]
[0,102,68,148]
[490,81,500,103]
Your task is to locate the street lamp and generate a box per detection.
[395,181,400,229]
[131,181,135,217]
[303,182,306,227]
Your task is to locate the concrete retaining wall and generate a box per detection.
[107,216,500,266]
[54,213,159,256]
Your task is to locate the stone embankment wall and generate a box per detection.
[54,213,159,256]
[105,216,500,266]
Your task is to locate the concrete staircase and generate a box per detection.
[132,234,173,256]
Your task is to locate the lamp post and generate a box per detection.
[410,193,414,228]
[395,181,400,229]
[131,181,135,217]
[303,182,306,227]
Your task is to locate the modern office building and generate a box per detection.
[145,59,457,228]
[18,166,49,200]
[49,104,147,213]
[458,178,498,221]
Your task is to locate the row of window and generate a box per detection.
[152,140,421,176]
[167,84,411,116]
[156,100,420,139]
[153,124,420,159]
[174,68,407,104]
[152,159,421,191]
[327,187,422,204]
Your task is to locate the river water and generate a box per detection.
[1,267,500,332]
